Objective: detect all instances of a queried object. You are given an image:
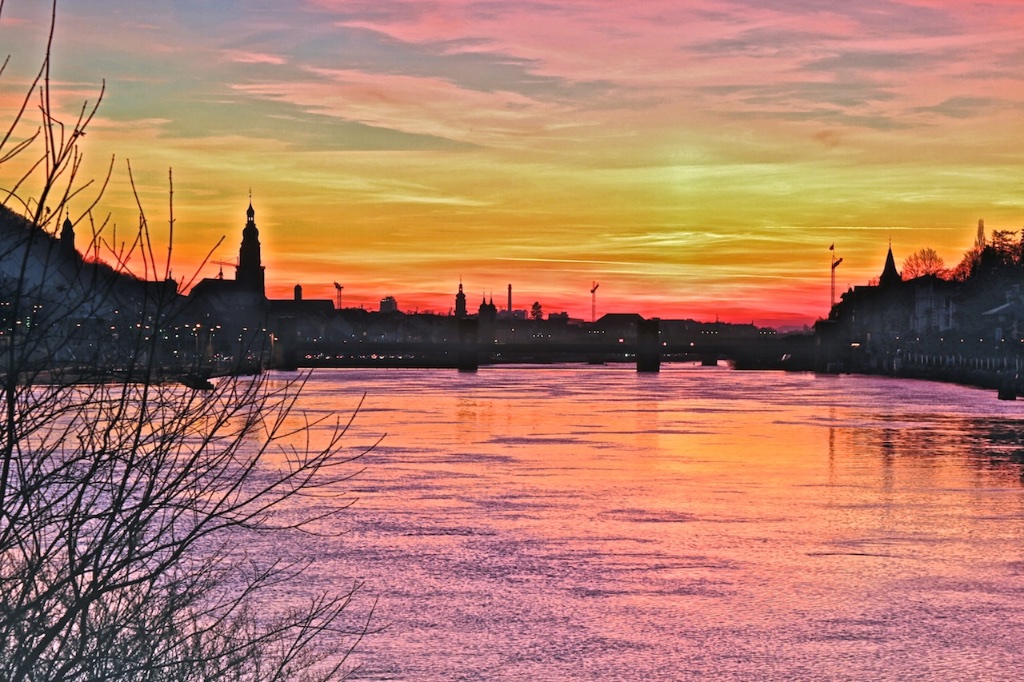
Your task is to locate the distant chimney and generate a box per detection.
[507,283,512,314]
[294,284,302,301]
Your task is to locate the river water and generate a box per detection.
[270,365,1024,680]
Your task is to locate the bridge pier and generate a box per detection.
[270,339,298,371]
[636,319,661,373]
[457,318,479,372]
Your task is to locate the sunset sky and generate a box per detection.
[2,0,1023,327]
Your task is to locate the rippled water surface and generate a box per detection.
[271,365,1024,680]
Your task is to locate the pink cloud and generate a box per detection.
[221,50,288,66]
[233,66,576,147]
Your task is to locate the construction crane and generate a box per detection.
[830,248,843,310]
[590,281,599,323]
[334,282,344,310]
[211,260,236,280]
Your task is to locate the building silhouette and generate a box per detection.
[478,294,497,343]
[817,229,1024,379]
[188,203,266,324]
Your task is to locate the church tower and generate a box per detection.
[236,200,266,297]
[455,280,467,318]
[60,213,76,260]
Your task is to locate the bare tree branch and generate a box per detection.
[1,2,375,679]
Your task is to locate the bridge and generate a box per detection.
[272,337,790,372]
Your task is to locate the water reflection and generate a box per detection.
[840,413,1024,490]
[267,367,1024,681]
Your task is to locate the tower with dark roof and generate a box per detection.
[236,201,265,296]
[60,213,76,260]
[478,294,496,318]
[879,245,902,288]
[455,280,467,318]
[478,294,497,344]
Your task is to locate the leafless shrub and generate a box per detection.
[1,3,376,679]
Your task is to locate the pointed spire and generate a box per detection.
[60,210,76,259]
[879,244,902,287]
[454,278,468,318]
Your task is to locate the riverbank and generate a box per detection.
[810,352,1024,400]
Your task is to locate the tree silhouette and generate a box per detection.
[530,301,543,320]
[901,247,946,280]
